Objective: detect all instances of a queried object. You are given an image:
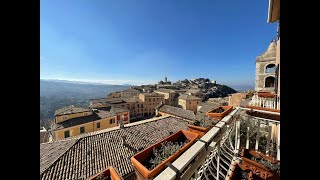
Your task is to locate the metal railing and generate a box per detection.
[249,93,280,110]
[154,107,280,180]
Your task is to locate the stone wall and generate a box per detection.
[255,61,276,92]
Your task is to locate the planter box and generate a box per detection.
[241,157,280,180]
[241,149,280,164]
[187,124,213,137]
[257,92,276,98]
[246,109,280,121]
[246,105,280,113]
[131,130,199,180]
[206,106,233,120]
[88,166,122,180]
[227,162,254,180]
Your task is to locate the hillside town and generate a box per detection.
[40,0,280,179]
[41,77,239,142]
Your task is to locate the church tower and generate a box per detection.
[255,40,277,92]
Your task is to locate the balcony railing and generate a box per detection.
[248,93,280,110]
[154,107,280,180]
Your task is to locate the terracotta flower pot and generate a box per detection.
[241,148,280,164]
[130,130,199,180]
[88,166,122,180]
[241,157,280,180]
[187,124,213,137]
[246,105,280,113]
[227,162,253,180]
[206,106,233,120]
[257,92,276,98]
[245,109,280,121]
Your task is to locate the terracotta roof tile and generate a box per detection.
[40,117,188,180]
[159,105,196,121]
[54,105,91,116]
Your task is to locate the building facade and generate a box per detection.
[154,89,177,106]
[138,93,165,115]
[52,105,129,140]
[178,94,202,113]
[255,40,277,93]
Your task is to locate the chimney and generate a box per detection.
[119,115,125,129]
[122,135,127,145]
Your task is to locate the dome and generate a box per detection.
[256,40,277,62]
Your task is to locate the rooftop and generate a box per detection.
[40,116,188,180]
[159,105,196,121]
[54,105,91,116]
[184,89,201,94]
[141,93,164,97]
[52,106,128,131]
[52,113,102,131]
[178,94,202,101]
[198,103,220,113]
[154,88,176,93]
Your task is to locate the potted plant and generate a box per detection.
[206,106,233,120]
[88,166,122,180]
[227,162,254,180]
[240,148,280,180]
[131,130,199,180]
[246,109,280,121]
[188,114,215,137]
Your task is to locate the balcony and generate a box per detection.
[152,107,280,180]
[248,93,280,111]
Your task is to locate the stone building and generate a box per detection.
[154,88,178,106]
[255,40,277,92]
[51,105,130,140]
[178,94,202,113]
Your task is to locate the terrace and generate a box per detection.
[40,107,280,180]
[154,107,280,180]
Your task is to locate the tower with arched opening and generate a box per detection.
[255,40,277,92]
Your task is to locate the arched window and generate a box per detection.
[265,64,276,73]
[265,76,275,87]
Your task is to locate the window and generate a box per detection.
[110,118,115,124]
[64,130,70,138]
[265,64,276,73]
[149,99,151,102]
[62,115,68,121]
[153,98,155,102]
[189,102,191,105]
[80,127,85,134]
[97,122,100,128]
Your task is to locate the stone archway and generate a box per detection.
[265,76,275,87]
[265,64,276,73]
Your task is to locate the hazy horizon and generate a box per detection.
[40,78,254,91]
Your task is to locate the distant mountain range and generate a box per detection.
[40,79,130,128]
[227,84,254,92]
[41,79,134,86]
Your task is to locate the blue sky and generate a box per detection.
[40,0,277,86]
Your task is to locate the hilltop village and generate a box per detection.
[40,77,250,142]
